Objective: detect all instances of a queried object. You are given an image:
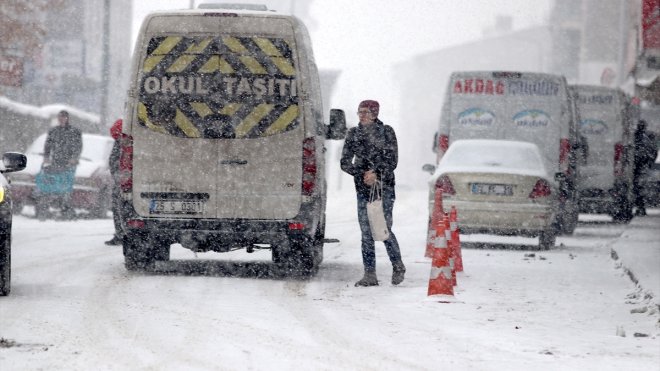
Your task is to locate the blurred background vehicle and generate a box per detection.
[640,150,660,207]
[426,139,559,250]
[8,133,114,219]
[0,151,27,295]
[571,85,637,223]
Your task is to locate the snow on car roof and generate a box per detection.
[433,139,549,179]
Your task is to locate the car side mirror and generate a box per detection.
[422,164,436,174]
[2,152,27,173]
[326,109,347,140]
[554,172,566,183]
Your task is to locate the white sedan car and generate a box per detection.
[427,139,560,250]
[9,133,114,218]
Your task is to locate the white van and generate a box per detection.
[119,7,346,275]
[570,85,636,222]
[427,71,581,235]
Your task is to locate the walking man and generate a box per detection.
[340,100,406,286]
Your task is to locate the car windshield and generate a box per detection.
[441,139,546,173]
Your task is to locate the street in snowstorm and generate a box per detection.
[1,189,658,370]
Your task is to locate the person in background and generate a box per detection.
[105,119,124,245]
[633,120,658,216]
[340,100,406,287]
[40,110,82,220]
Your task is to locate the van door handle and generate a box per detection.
[220,159,248,165]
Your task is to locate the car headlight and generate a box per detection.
[0,186,5,203]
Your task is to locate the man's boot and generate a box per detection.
[392,262,406,285]
[355,271,378,287]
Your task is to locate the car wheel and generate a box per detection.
[90,188,111,219]
[123,231,170,272]
[0,234,10,296]
[11,201,24,215]
[538,229,556,251]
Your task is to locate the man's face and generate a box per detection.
[357,109,375,125]
[58,114,68,125]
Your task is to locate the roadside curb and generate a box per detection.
[609,210,660,317]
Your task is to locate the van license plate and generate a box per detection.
[149,200,205,214]
[471,183,513,196]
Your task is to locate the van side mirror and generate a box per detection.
[554,172,566,183]
[2,152,27,173]
[422,164,436,174]
[326,109,346,140]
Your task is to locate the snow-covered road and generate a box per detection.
[1,189,658,370]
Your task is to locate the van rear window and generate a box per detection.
[137,36,299,139]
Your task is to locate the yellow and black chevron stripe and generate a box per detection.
[137,36,300,139]
[142,36,296,77]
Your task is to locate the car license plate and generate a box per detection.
[149,199,205,214]
[471,183,513,196]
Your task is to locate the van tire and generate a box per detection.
[275,235,318,278]
[123,231,170,271]
[611,186,633,223]
[558,199,579,235]
[538,229,556,250]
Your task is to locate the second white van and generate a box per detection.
[571,85,636,222]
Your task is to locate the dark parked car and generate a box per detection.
[1,152,28,295]
[9,133,114,218]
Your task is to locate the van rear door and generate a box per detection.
[131,14,303,219]
[574,87,622,189]
[446,72,567,175]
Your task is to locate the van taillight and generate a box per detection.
[613,142,624,177]
[559,138,570,170]
[529,179,552,199]
[119,134,134,193]
[438,134,449,153]
[435,175,455,195]
[302,137,316,196]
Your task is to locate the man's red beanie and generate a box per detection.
[358,100,379,117]
[110,119,123,140]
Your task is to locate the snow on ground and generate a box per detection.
[0,188,658,370]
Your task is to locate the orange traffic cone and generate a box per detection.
[425,189,444,258]
[427,213,454,299]
[443,213,457,286]
[450,206,464,273]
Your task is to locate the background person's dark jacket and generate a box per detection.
[44,125,82,171]
[340,119,398,197]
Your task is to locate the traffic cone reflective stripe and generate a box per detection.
[444,213,457,286]
[425,190,444,258]
[450,206,464,272]
[427,214,454,298]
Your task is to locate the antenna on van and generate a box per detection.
[197,3,269,11]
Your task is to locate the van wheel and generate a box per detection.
[275,235,318,278]
[538,229,556,250]
[123,232,170,271]
[0,234,11,296]
[611,193,633,224]
[558,202,578,235]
